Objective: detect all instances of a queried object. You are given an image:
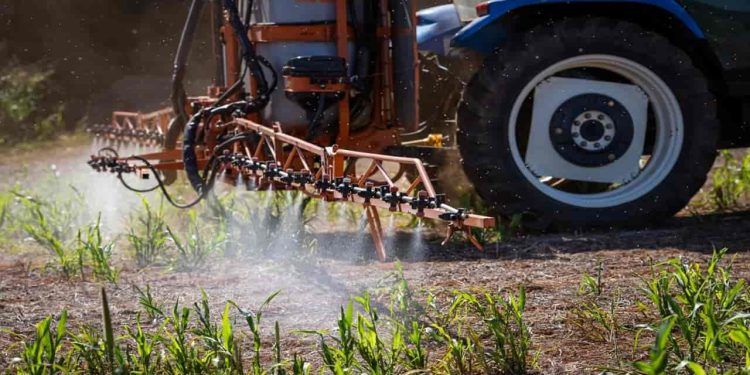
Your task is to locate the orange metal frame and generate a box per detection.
[116,118,494,260]
[91,1,494,260]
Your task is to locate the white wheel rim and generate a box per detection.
[509,55,684,208]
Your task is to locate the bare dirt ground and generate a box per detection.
[2,142,750,373]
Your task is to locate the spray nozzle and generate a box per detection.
[358,182,377,205]
[264,162,281,179]
[439,208,467,222]
[315,174,335,199]
[410,190,431,217]
[335,177,357,199]
[381,186,405,212]
[280,168,295,187]
[294,170,313,187]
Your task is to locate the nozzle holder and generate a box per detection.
[335,177,357,199]
[410,190,431,217]
[358,181,377,205]
[381,186,404,212]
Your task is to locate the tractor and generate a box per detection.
[420,0,750,229]
[88,0,750,257]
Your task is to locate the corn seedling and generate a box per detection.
[21,203,79,278]
[167,210,227,271]
[578,260,605,297]
[708,151,750,210]
[134,284,165,322]
[193,291,243,373]
[455,287,532,374]
[11,274,540,374]
[632,248,750,372]
[127,197,169,267]
[77,215,119,283]
[232,291,280,375]
[126,314,158,374]
[18,311,67,375]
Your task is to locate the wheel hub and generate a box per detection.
[548,94,635,167]
[573,111,612,148]
[525,77,649,184]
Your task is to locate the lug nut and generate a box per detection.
[604,135,612,141]
[584,113,592,119]
[572,132,580,138]
[580,141,588,147]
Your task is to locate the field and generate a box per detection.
[1,140,750,374]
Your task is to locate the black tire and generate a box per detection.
[457,17,719,230]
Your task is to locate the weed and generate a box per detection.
[570,291,622,355]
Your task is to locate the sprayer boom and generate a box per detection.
[89,118,495,260]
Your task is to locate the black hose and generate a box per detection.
[306,95,328,141]
[183,110,207,193]
[176,0,277,201]
[119,155,223,209]
[171,0,206,128]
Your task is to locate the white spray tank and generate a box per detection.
[252,0,354,129]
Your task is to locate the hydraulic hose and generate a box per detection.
[182,0,278,200]
[171,0,206,133]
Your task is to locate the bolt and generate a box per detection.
[594,142,601,148]
[605,123,614,129]
[585,113,592,119]
[597,114,605,121]
[574,120,581,126]
[604,135,612,141]
[572,132,580,138]
[580,141,588,147]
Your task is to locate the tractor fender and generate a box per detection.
[451,0,706,54]
[416,4,463,55]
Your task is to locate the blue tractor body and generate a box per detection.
[451,0,705,52]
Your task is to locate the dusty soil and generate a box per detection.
[2,142,750,373]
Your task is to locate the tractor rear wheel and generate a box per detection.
[457,18,719,229]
